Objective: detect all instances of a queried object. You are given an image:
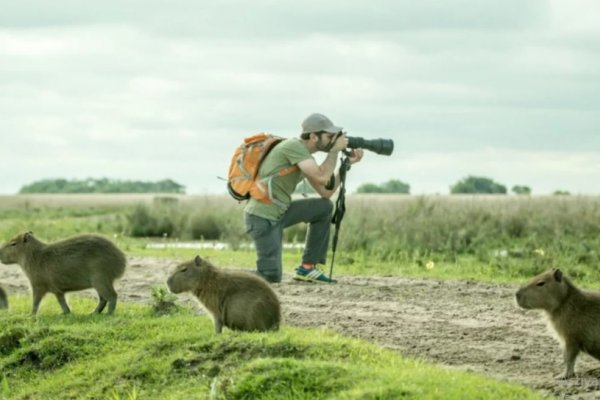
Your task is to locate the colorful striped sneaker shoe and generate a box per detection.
[293,266,337,283]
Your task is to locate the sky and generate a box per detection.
[0,0,598,195]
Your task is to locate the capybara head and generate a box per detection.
[516,268,569,311]
[0,232,35,264]
[167,255,214,294]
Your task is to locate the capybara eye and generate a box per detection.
[10,242,17,247]
[180,267,188,273]
[536,281,546,287]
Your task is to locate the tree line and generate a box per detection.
[19,176,569,195]
[356,176,570,195]
[19,178,186,194]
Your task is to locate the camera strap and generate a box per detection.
[323,131,344,153]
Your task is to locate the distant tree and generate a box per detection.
[356,179,410,194]
[553,190,571,196]
[356,183,382,193]
[154,179,186,194]
[381,179,410,194]
[512,185,531,195]
[450,176,507,194]
[19,178,186,194]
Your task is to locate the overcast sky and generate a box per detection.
[0,0,598,195]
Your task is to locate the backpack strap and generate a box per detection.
[277,165,300,177]
[251,164,301,207]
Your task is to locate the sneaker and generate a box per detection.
[293,266,337,283]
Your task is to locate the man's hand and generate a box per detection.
[329,133,348,153]
[346,148,364,164]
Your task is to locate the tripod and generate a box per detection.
[328,153,352,282]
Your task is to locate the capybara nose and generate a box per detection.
[515,289,526,308]
[516,291,521,302]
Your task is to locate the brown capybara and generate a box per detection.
[167,255,281,334]
[0,232,126,315]
[0,285,7,309]
[516,268,600,379]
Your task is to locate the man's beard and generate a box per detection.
[315,138,331,152]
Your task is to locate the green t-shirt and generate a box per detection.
[244,138,312,220]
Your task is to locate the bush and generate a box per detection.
[122,195,600,271]
[339,195,600,268]
[126,204,178,238]
[188,213,221,240]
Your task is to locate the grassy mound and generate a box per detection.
[0,296,545,400]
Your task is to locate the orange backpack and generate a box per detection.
[227,133,299,204]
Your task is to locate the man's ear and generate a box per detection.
[309,132,321,142]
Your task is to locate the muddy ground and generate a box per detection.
[2,256,600,399]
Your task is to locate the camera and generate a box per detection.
[347,136,394,156]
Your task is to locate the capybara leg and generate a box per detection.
[0,292,7,310]
[214,318,223,334]
[55,293,71,314]
[31,289,45,315]
[558,343,580,379]
[94,296,108,314]
[96,284,118,315]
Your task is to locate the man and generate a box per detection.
[244,113,364,283]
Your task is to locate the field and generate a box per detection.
[1,193,600,399]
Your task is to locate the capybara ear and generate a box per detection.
[23,232,33,243]
[553,268,563,283]
[194,255,202,266]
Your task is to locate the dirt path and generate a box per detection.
[2,256,600,399]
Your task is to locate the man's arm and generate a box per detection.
[297,152,340,198]
[297,148,365,199]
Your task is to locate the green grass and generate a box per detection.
[0,297,547,400]
[0,195,571,398]
[4,194,600,263]
[119,245,600,292]
[2,193,600,289]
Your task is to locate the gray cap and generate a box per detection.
[301,113,343,135]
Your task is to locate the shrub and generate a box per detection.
[188,213,221,240]
[126,204,177,238]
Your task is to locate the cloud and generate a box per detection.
[0,1,598,195]
[1,1,546,34]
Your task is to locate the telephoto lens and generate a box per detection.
[347,137,394,156]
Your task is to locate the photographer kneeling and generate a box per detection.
[244,113,364,283]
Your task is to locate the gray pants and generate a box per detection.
[245,198,333,283]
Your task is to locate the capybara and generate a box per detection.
[167,255,281,333]
[0,232,126,315]
[0,285,7,309]
[516,268,600,379]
